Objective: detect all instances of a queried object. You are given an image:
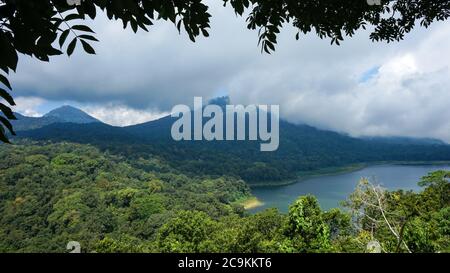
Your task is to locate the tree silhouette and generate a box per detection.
[0,0,449,142]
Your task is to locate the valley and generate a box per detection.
[1,104,449,253]
[11,103,450,186]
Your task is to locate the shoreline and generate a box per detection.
[243,161,450,211]
[248,160,450,188]
[237,197,265,210]
[248,163,367,188]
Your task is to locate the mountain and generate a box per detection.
[43,105,100,124]
[11,112,62,131]
[361,136,446,145]
[14,103,450,185]
[12,106,100,131]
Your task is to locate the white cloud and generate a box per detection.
[80,104,168,126]
[12,97,167,126]
[12,97,46,117]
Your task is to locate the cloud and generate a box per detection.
[80,103,168,126]
[8,2,450,142]
[12,97,46,117]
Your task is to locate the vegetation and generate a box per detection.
[1,0,450,142]
[15,116,450,185]
[0,141,448,253]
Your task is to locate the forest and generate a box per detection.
[16,114,450,186]
[0,141,448,253]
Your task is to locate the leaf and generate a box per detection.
[0,32,18,71]
[64,14,82,21]
[177,20,182,33]
[38,32,58,46]
[0,88,15,106]
[85,3,97,19]
[80,40,96,54]
[46,47,63,56]
[0,102,16,119]
[137,21,149,32]
[130,19,138,33]
[59,29,70,48]
[0,126,11,144]
[78,34,99,42]
[0,116,15,135]
[67,38,77,57]
[266,41,275,51]
[0,65,9,74]
[0,74,11,90]
[72,25,95,33]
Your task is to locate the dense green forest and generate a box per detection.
[16,115,450,185]
[0,141,448,253]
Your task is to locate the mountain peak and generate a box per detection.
[44,105,99,124]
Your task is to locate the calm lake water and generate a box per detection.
[250,164,450,213]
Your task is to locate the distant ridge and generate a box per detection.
[12,105,100,131]
[12,102,449,146]
[44,105,100,124]
[361,136,446,145]
[13,100,450,185]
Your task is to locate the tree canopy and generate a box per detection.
[1,0,449,142]
[1,141,449,252]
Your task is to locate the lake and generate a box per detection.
[250,164,450,213]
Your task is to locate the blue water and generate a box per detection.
[250,164,450,213]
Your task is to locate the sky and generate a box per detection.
[9,2,450,142]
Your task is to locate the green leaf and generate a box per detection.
[72,25,95,33]
[0,116,15,135]
[80,40,96,54]
[0,88,15,106]
[67,38,77,57]
[0,74,12,90]
[59,29,70,48]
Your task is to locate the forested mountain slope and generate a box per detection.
[12,105,450,185]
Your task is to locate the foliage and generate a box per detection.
[0,141,249,252]
[344,172,450,253]
[284,195,331,252]
[15,118,450,185]
[0,141,448,253]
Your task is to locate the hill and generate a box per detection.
[12,103,450,185]
[12,105,100,131]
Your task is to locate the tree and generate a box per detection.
[156,210,217,253]
[344,178,415,253]
[284,195,331,252]
[1,0,449,142]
